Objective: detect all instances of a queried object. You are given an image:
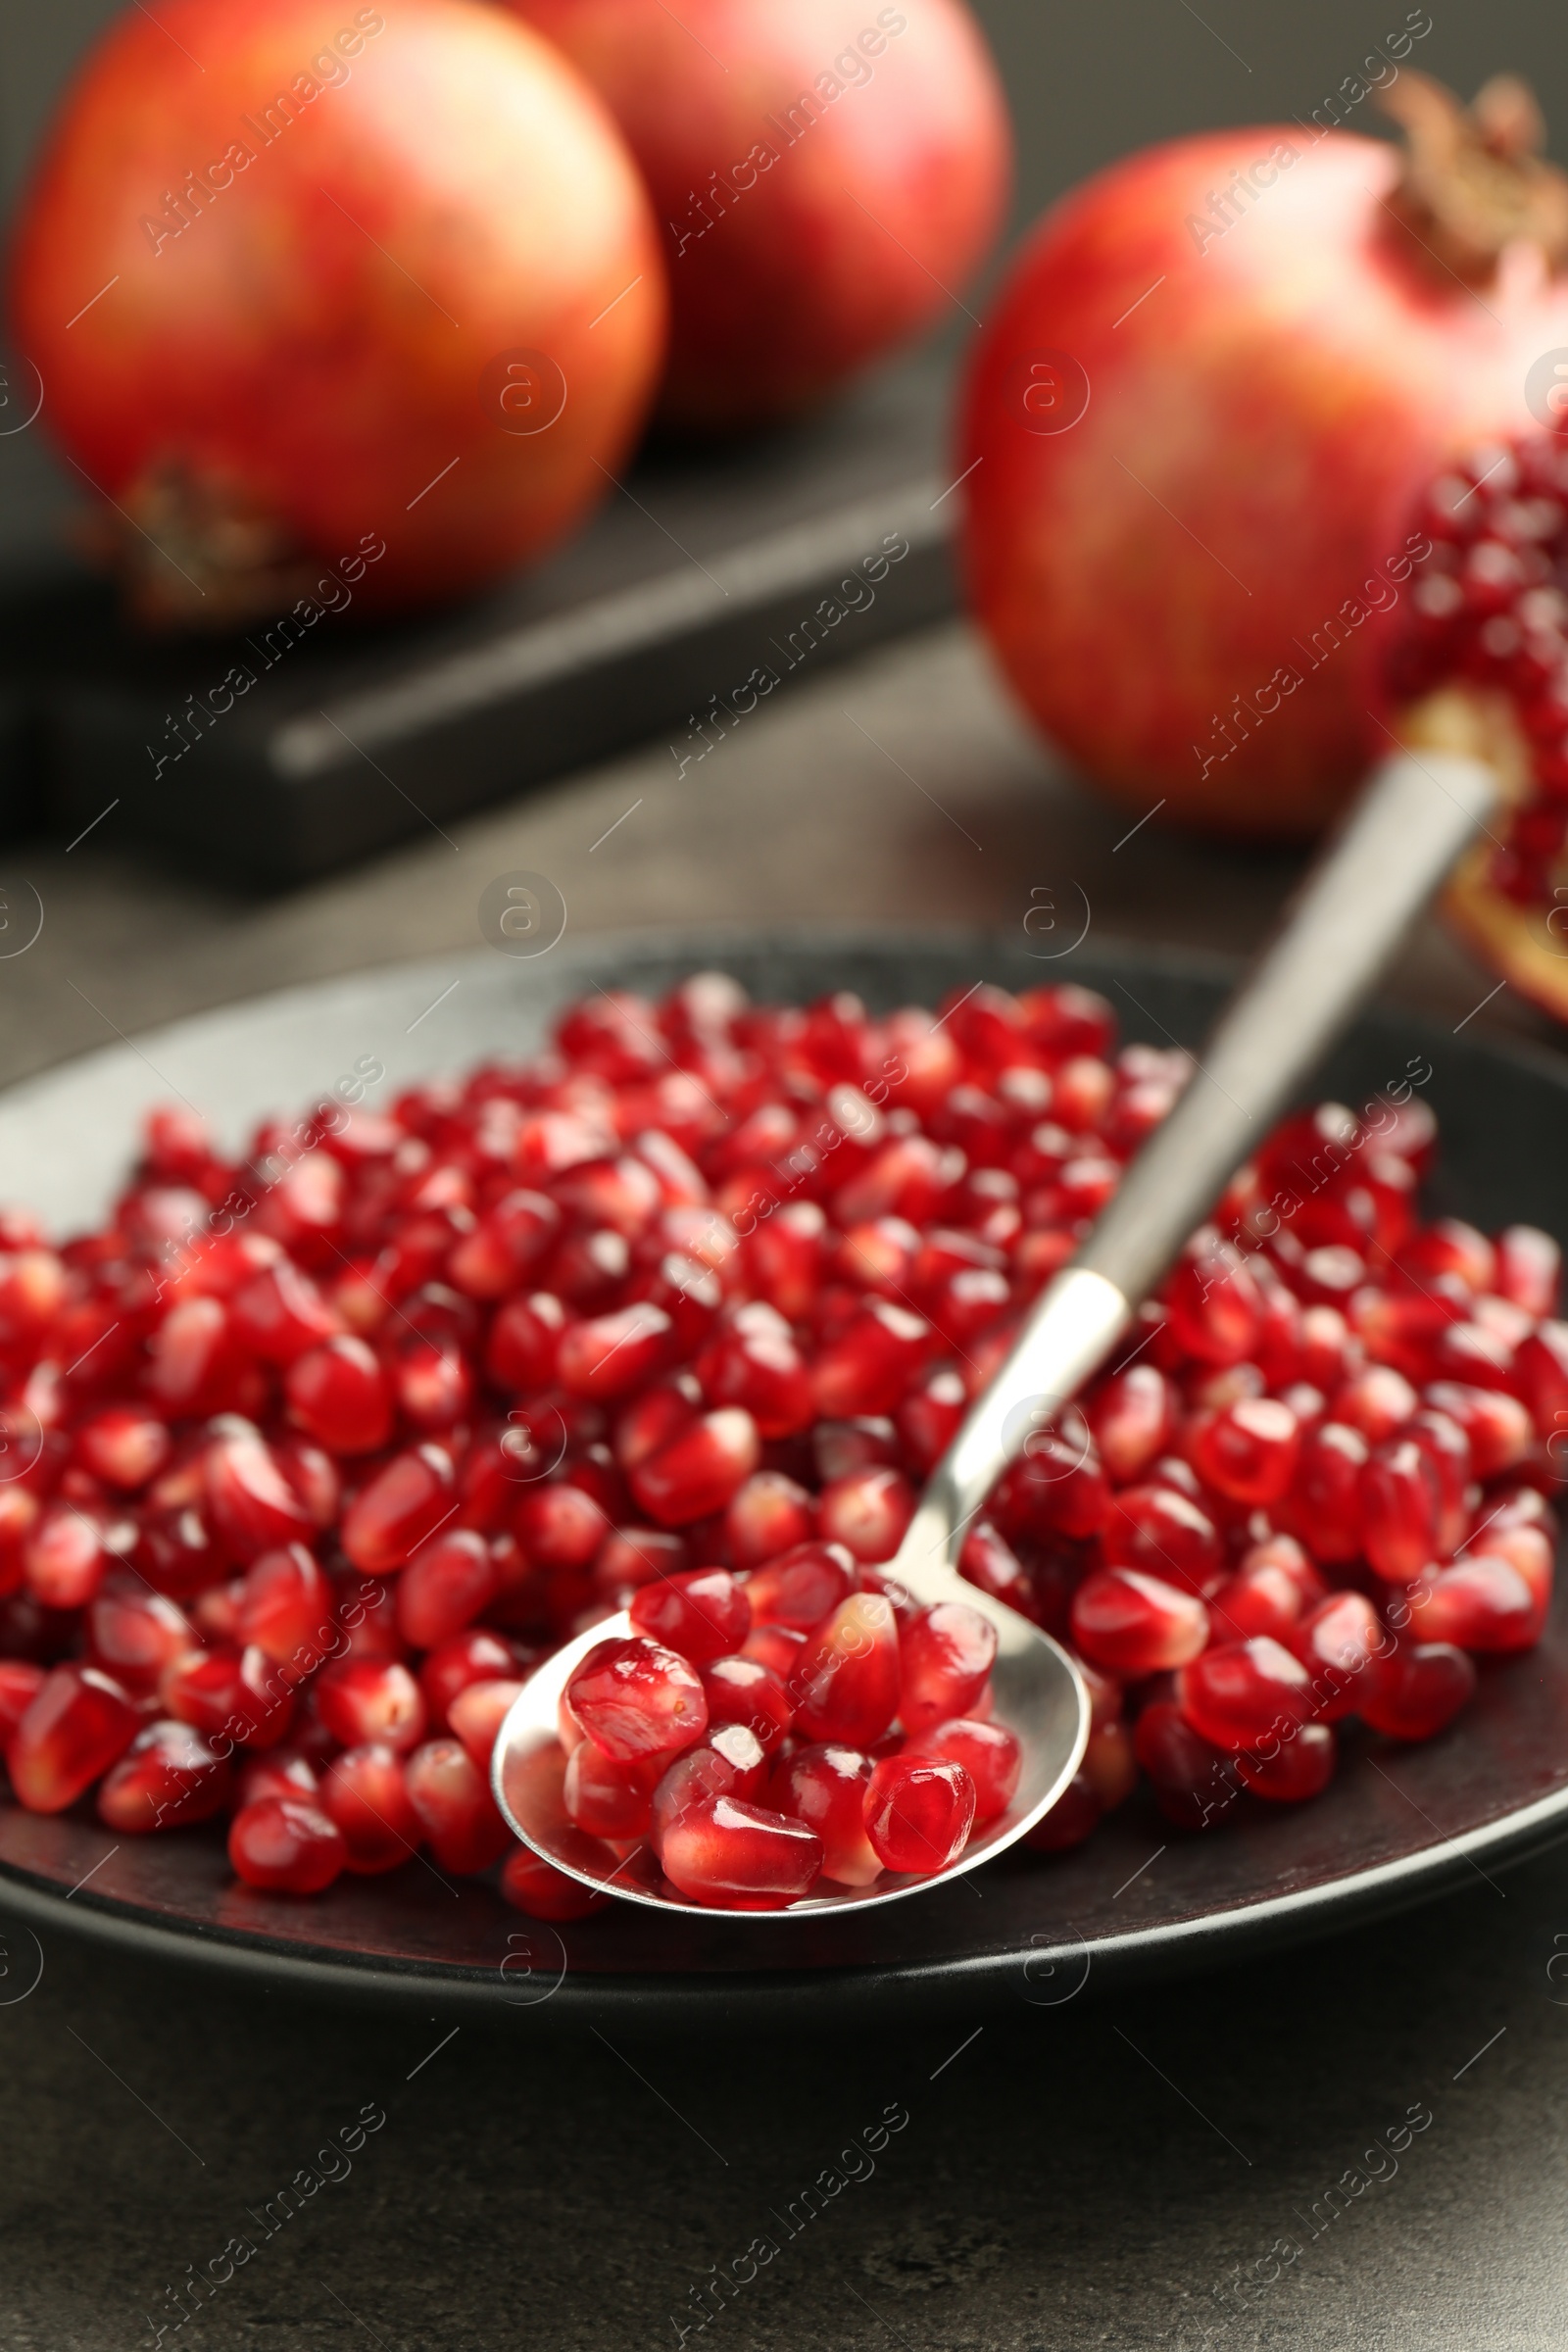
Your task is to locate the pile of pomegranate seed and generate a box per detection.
[0,972,1558,1917]
[1388,432,1568,906]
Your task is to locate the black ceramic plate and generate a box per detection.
[0,927,1564,2026]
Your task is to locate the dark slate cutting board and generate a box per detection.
[0,347,958,888]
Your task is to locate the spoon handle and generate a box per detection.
[927,746,1502,1543]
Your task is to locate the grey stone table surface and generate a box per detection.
[2,618,1566,2352]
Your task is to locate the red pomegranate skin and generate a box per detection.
[507,0,1010,429]
[9,0,666,614]
[959,127,1568,837]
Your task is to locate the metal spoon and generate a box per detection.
[494,745,1501,1916]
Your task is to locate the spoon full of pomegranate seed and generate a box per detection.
[493,740,1501,1915]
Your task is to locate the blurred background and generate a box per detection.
[0,0,1561,1088]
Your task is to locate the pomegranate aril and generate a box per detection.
[564,1739,662,1838]
[896,1601,998,1734]
[816,1465,915,1562]
[1291,1591,1384,1720]
[790,1592,901,1745]
[315,1659,427,1753]
[650,1721,770,1851]
[1358,1642,1476,1739]
[1133,1702,1236,1831]
[228,1796,346,1893]
[1360,1437,1442,1583]
[317,1742,419,1873]
[904,1716,1020,1824]
[565,1636,708,1762]
[341,1444,456,1574]
[74,1404,171,1494]
[447,1677,527,1771]
[1088,1363,1175,1482]
[238,1544,332,1665]
[501,1846,612,1920]
[1021,1767,1101,1852]
[662,1792,823,1909]
[1177,1636,1316,1752]
[1407,1553,1544,1652]
[628,1567,750,1664]
[98,1718,232,1832]
[1083,1718,1138,1811]
[1285,1421,1369,1563]
[419,1629,522,1731]
[1071,1568,1209,1675]
[724,1469,814,1568]
[203,1426,315,1563]
[745,1540,854,1632]
[1235,1722,1336,1802]
[0,1659,46,1742]
[1100,1483,1222,1595]
[630,1407,760,1527]
[395,1529,497,1650]
[8,1663,140,1812]
[1494,1225,1560,1318]
[700,1655,794,1753]
[161,1642,293,1750]
[769,1742,881,1884]
[404,1738,511,1874]
[24,1503,110,1610]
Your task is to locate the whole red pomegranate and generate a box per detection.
[9,0,665,624]
[959,74,1568,837]
[505,0,1009,431]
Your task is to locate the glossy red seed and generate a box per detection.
[97,1719,232,1832]
[862,1752,976,1874]
[315,1659,427,1753]
[744,1541,854,1632]
[161,1642,294,1750]
[404,1738,512,1874]
[1424,1380,1533,1479]
[1071,1568,1209,1675]
[630,1408,760,1527]
[316,1743,420,1873]
[1177,1637,1316,1752]
[565,1636,708,1762]
[74,1404,172,1494]
[898,1601,998,1733]
[228,1796,346,1893]
[816,1465,915,1563]
[1088,1363,1175,1482]
[1285,1420,1369,1563]
[662,1792,823,1909]
[8,1663,140,1812]
[1494,1225,1560,1318]
[1235,1722,1337,1801]
[238,1544,332,1665]
[418,1630,520,1733]
[203,1427,315,1564]
[1100,1483,1222,1596]
[769,1743,880,1884]
[24,1503,110,1610]
[1292,1591,1384,1720]
[789,1592,901,1745]
[564,1739,662,1838]
[284,1336,393,1455]
[341,1445,455,1574]
[1360,1438,1441,1583]
[650,1721,770,1851]
[1132,1702,1236,1831]
[699,1655,794,1753]
[447,1677,527,1770]
[1188,1396,1300,1505]
[904,1716,1020,1824]
[723,1469,814,1567]
[395,1529,497,1650]
[1407,1553,1544,1652]
[0,1659,46,1743]
[1358,1642,1476,1739]
[501,1846,612,1920]
[628,1567,751,1663]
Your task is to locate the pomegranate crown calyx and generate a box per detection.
[1378,70,1568,284]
